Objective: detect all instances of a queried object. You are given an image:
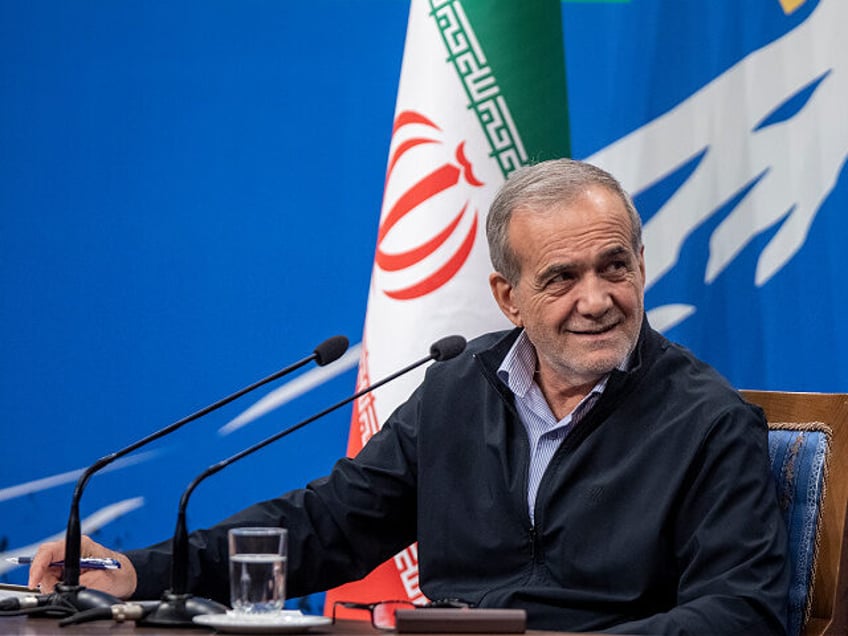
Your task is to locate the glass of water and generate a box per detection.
[227,527,288,613]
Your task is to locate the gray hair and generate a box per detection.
[486,158,643,284]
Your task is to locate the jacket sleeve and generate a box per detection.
[607,405,790,635]
[127,388,424,604]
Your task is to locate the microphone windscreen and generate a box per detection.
[430,335,467,362]
[314,335,350,366]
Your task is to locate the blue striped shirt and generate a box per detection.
[497,331,609,524]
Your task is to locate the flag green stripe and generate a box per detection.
[431,0,570,172]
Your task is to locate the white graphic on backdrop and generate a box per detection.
[0,452,158,503]
[219,345,362,434]
[588,0,847,332]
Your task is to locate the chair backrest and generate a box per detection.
[741,391,848,636]
[767,421,830,636]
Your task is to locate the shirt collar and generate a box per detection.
[497,329,632,399]
[497,330,538,398]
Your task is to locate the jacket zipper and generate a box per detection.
[529,525,544,564]
[474,349,566,569]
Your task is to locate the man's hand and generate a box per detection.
[27,535,138,600]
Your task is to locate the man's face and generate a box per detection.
[489,185,646,390]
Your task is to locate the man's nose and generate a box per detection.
[575,274,613,317]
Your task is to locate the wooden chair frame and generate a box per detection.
[741,391,848,636]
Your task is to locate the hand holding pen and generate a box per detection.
[25,535,138,599]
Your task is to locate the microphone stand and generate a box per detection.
[44,336,349,616]
[142,335,466,626]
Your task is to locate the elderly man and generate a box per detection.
[31,159,789,634]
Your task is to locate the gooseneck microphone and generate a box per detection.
[41,335,349,617]
[142,334,467,627]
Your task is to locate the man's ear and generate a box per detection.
[489,272,523,328]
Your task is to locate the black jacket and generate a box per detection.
[129,323,789,634]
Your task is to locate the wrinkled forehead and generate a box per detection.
[512,185,633,230]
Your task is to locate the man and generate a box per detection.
[30,159,789,634]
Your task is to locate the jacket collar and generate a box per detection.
[476,313,661,394]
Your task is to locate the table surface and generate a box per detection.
[0,615,587,636]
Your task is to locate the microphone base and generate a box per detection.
[27,584,124,617]
[139,590,227,627]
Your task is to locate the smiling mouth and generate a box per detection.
[569,322,618,336]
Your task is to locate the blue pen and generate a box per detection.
[6,556,121,570]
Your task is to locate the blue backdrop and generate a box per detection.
[2,0,845,606]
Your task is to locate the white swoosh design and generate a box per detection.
[0,451,158,503]
[219,344,362,435]
[588,0,847,331]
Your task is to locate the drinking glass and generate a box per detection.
[228,527,287,613]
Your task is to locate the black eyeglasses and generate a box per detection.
[332,599,470,630]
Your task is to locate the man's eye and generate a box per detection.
[548,272,574,285]
[606,260,628,273]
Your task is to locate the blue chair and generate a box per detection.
[742,391,848,636]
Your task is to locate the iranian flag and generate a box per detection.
[326,0,569,614]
